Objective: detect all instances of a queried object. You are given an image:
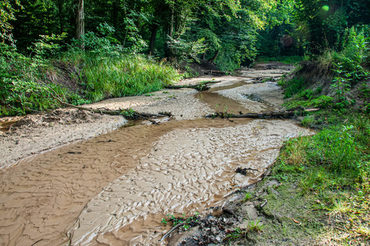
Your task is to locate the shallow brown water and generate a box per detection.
[0,119,251,246]
[195,81,250,114]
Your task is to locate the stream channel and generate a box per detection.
[0,64,312,246]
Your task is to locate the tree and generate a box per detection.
[0,0,21,44]
[76,0,84,39]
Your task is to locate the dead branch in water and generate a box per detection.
[206,111,296,119]
[46,84,172,120]
[165,81,218,91]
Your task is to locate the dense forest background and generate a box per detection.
[0,0,369,115]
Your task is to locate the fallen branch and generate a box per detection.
[206,111,296,119]
[46,84,172,120]
[159,222,186,243]
[203,70,227,76]
[164,81,218,91]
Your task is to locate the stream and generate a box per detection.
[0,64,312,246]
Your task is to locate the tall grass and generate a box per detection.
[62,52,180,102]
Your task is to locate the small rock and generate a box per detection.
[215,235,222,243]
[240,203,258,220]
[264,179,280,187]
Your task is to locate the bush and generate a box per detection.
[306,125,360,175]
[1,78,68,115]
[279,77,307,98]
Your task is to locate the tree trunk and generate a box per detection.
[169,2,175,38]
[112,0,119,31]
[57,0,64,34]
[209,50,219,63]
[149,24,159,55]
[76,0,84,40]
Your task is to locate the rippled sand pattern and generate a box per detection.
[69,120,311,245]
[0,119,252,246]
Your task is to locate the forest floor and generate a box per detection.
[0,62,365,246]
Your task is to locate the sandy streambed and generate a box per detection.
[0,64,307,245]
[0,109,126,169]
[0,119,245,246]
[0,118,311,246]
[69,119,311,245]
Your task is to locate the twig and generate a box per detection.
[206,111,296,119]
[160,222,186,242]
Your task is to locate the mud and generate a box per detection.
[86,88,213,120]
[0,109,126,168]
[0,119,251,246]
[69,120,311,245]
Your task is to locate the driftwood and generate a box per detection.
[206,111,296,119]
[159,222,186,243]
[48,86,172,120]
[203,70,227,76]
[67,104,172,120]
[164,81,218,91]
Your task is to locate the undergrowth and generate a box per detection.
[272,112,369,243]
[61,52,179,102]
[268,27,369,243]
[0,30,180,116]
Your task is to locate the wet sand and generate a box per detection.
[0,64,307,245]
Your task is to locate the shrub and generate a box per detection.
[306,126,360,175]
[280,77,307,98]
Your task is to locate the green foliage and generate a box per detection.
[0,0,21,44]
[225,227,247,241]
[64,52,179,102]
[1,79,66,116]
[247,219,264,232]
[307,126,360,175]
[30,33,67,61]
[225,220,264,241]
[279,77,307,98]
[161,213,200,230]
[0,43,84,116]
[271,109,369,243]
[278,112,369,183]
[167,37,207,63]
[243,192,253,201]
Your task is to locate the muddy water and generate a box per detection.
[195,81,250,114]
